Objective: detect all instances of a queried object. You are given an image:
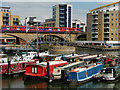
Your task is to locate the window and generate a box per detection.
[111,33,113,35]
[111,14,113,16]
[111,38,113,40]
[115,33,117,35]
[115,18,117,21]
[119,38,120,40]
[119,33,120,35]
[111,19,113,21]
[111,28,113,31]
[22,63,25,68]
[119,29,120,31]
[32,67,34,73]
[116,14,117,16]
[115,23,117,25]
[35,67,37,73]
[115,28,117,31]
[113,9,115,11]
[13,18,15,20]
[113,5,115,7]
[111,23,113,26]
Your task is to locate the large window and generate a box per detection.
[31,67,37,73]
[35,67,37,73]
[32,67,34,73]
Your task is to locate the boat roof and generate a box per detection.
[0,60,36,65]
[0,54,7,56]
[79,54,102,59]
[70,63,102,73]
[34,61,67,66]
[66,54,89,59]
[56,61,84,69]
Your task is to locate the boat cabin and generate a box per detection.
[25,61,68,78]
[52,61,84,79]
[68,63,103,82]
[0,59,37,75]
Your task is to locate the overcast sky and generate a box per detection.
[1,1,117,24]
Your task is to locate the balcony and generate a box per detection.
[92,27,98,29]
[92,13,98,15]
[104,31,109,33]
[92,32,98,34]
[104,22,109,24]
[92,35,98,38]
[59,8,64,10]
[60,12,64,14]
[104,27,109,29]
[92,17,98,20]
[92,22,98,24]
[104,35,109,38]
[59,16,64,18]
[60,21,64,23]
[104,17,109,19]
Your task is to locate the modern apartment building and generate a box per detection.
[0,7,19,28]
[72,20,86,32]
[44,18,55,27]
[52,4,72,28]
[26,16,43,26]
[87,1,120,41]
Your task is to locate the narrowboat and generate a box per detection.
[102,56,120,81]
[51,61,85,83]
[68,63,103,84]
[24,60,68,79]
[0,59,38,75]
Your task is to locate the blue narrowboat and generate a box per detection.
[68,63,103,84]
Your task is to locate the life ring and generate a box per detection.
[43,58,46,62]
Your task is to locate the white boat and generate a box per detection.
[0,54,8,63]
[12,51,49,61]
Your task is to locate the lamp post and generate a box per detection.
[25,17,28,54]
[34,19,41,53]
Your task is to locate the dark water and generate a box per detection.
[1,47,120,89]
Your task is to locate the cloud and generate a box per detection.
[2,0,118,2]
[2,1,116,24]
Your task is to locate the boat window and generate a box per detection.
[35,67,37,73]
[32,67,34,73]
[14,65,16,69]
[22,63,25,68]
[5,66,7,69]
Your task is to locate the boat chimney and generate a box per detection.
[72,53,74,62]
[7,58,11,74]
[97,54,99,57]
[47,62,49,78]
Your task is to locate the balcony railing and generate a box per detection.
[104,35,109,38]
[92,35,98,38]
[104,17,109,19]
[92,27,98,29]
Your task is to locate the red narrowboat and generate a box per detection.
[24,60,68,78]
[0,59,38,75]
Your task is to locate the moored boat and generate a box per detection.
[102,56,120,81]
[51,61,85,83]
[24,60,68,80]
[0,58,38,75]
[68,63,103,84]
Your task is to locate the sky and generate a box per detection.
[1,1,118,24]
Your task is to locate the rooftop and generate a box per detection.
[90,1,120,12]
[0,7,11,9]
